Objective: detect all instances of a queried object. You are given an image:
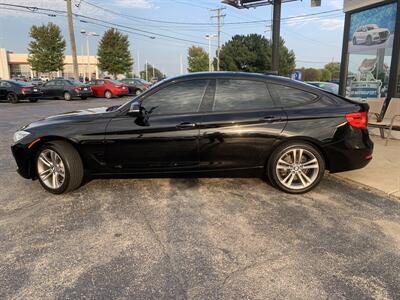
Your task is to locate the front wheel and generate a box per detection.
[267,142,325,194]
[7,92,19,103]
[36,141,84,194]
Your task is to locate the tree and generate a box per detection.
[140,63,165,81]
[187,46,209,72]
[320,69,332,81]
[97,28,133,78]
[217,34,295,76]
[27,22,66,74]
[302,68,322,81]
[324,62,340,80]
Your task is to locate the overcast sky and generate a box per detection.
[0,0,345,76]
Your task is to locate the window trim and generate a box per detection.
[137,78,211,117]
[267,82,320,108]
[205,78,277,113]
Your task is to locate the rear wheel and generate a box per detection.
[268,142,325,194]
[7,92,19,103]
[64,92,72,101]
[104,90,112,99]
[36,141,83,194]
[135,89,142,96]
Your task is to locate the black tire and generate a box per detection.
[64,92,72,101]
[104,90,113,99]
[135,89,142,96]
[7,92,19,103]
[29,98,38,103]
[36,141,84,194]
[267,141,325,194]
[80,96,87,100]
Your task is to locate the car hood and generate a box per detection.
[370,28,389,33]
[23,107,110,130]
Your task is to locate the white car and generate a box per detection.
[352,24,390,45]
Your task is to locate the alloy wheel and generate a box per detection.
[275,148,319,190]
[7,93,18,103]
[37,149,66,190]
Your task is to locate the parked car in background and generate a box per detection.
[89,79,129,99]
[120,78,151,95]
[40,79,92,101]
[306,81,339,94]
[31,78,44,87]
[352,24,390,45]
[11,72,373,194]
[11,76,27,82]
[0,80,42,103]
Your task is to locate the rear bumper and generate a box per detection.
[323,127,374,173]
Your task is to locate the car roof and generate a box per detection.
[163,72,319,91]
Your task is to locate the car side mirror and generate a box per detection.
[128,101,141,117]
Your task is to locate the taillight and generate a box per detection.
[21,87,31,93]
[345,112,368,129]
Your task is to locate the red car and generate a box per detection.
[89,79,129,99]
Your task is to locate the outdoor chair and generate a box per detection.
[368,99,400,145]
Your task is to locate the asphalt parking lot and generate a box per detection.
[1,98,400,299]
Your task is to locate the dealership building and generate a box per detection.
[0,48,99,80]
[339,0,400,118]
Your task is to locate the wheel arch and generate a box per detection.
[27,136,84,179]
[266,136,331,171]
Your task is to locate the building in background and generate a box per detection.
[0,48,99,80]
[339,0,400,106]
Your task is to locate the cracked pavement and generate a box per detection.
[1,98,400,299]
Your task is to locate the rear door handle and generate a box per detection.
[176,122,196,129]
[262,116,283,123]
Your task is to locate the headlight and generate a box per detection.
[13,130,31,143]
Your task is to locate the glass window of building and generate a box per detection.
[345,2,397,100]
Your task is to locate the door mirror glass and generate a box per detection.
[128,101,141,116]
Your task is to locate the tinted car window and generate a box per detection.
[0,81,11,87]
[68,80,84,86]
[269,84,317,107]
[213,79,273,112]
[45,81,56,86]
[96,80,105,85]
[55,80,65,86]
[142,80,208,115]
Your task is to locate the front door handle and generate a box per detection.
[176,122,196,129]
[262,116,283,123]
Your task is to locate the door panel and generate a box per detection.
[105,114,201,172]
[199,109,287,170]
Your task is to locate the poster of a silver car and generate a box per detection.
[352,24,390,46]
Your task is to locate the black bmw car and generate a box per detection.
[11,72,373,194]
[0,80,42,103]
[119,78,151,95]
[40,79,92,101]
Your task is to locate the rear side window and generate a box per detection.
[213,79,274,112]
[269,83,317,107]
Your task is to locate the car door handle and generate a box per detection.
[262,116,283,123]
[176,122,197,129]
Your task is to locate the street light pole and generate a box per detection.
[205,34,217,72]
[80,30,98,81]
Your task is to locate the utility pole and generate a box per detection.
[271,0,281,73]
[210,7,226,71]
[66,0,79,79]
